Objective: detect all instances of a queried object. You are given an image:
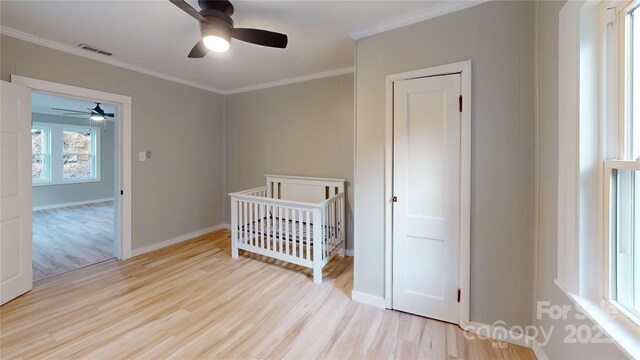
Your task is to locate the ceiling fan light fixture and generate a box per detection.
[200,18,232,53]
[203,35,230,52]
[91,114,105,121]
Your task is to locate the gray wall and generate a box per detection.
[354,1,535,328]
[224,74,355,249]
[32,113,115,209]
[534,1,625,358]
[1,35,226,251]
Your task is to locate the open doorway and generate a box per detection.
[30,92,117,280]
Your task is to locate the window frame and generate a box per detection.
[603,0,640,325]
[31,124,51,184]
[556,2,640,357]
[32,122,101,186]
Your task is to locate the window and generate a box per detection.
[31,122,100,186]
[31,126,50,183]
[63,129,95,179]
[607,1,640,324]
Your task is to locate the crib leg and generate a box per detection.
[232,242,238,259]
[313,263,322,284]
[231,199,239,259]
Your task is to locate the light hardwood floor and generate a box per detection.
[32,201,115,280]
[1,230,536,359]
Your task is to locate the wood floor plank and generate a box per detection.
[1,229,537,359]
[32,201,115,281]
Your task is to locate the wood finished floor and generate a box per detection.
[1,230,536,359]
[32,201,114,281]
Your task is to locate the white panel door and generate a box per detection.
[392,74,461,323]
[1,81,32,305]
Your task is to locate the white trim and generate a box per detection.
[0,26,226,95]
[461,321,536,349]
[11,75,131,105]
[351,290,386,308]
[224,67,354,95]
[12,75,133,260]
[555,279,640,359]
[344,249,354,257]
[131,224,228,257]
[383,61,472,327]
[531,341,550,360]
[1,26,353,96]
[348,1,490,40]
[219,223,231,230]
[32,198,114,212]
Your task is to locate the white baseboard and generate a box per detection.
[531,340,549,360]
[219,223,231,230]
[33,197,114,211]
[131,223,227,257]
[352,290,386,308]
[344,249,354,256]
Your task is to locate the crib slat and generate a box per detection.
[243,201,247,245]
[291,209,299,257]
[284,208,290,256]
[306,211,311,260]
[268,205,273,251]
[278,206,283,254]
[324,202,328,259]
[259,204,264,249]
[334,200,338,253]
[238,201,242,245]
[239,201,247,244]
[270,205,275,251]
[250,202,255,247]
[328,201,332,258]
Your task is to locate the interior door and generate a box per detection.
[392,74,461,323]
[1,80,33,305]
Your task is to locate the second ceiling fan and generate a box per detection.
[170,0,288,58]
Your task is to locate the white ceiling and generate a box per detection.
[32,92,117,119]
[1,1,461,93]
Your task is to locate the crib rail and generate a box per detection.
[229,189,345,283]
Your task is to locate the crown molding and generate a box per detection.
[348,0,490,40]
[225,66,354,95]
[2,26,354,96]
[1,26,227,94]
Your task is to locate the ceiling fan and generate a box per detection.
[53,103,114,121]
[170,0,288,58]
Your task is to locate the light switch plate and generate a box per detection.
[139,152,146,161]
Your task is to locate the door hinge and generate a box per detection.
[457,288,461,303]
[392,196,398,203]
[459,95,463,112]
[120,190,124,195]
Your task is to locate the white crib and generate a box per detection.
[229,175,346,284]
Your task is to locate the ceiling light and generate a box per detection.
[203,35,230,52]
[91,114,105,121]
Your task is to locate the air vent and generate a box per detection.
[77,43,113,57]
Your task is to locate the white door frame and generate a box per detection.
[384,60,471,327]
[11,75,132,260]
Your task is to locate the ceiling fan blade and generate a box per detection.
[52,107,87,113]
[188,40,207,58]
[104,113,115,117]
[62,113,90,116]
[232,28,288,49]
[169,0,206,22]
